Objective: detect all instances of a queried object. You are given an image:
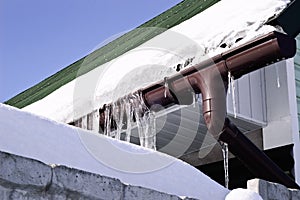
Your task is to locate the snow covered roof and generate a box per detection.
[5,0,293,123]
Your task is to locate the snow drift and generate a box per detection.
[0,103,230,199]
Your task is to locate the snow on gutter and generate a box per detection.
[23,0,290,123]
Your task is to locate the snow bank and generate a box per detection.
[22,0,290,123]
[0,103,229,199]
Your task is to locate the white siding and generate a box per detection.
[227,68,266,124]
[226,59,296,150]
[293,34,300,184]
[263,60,294,149]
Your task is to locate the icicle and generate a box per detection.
[197,93,201,103]
[143,111,150,148]
[93,110,100,133]
[192,92,196,108]
[111,103,117,138]
[231,78,237,118]
[132,91,144,147]
[119,102,125,139]
[112,100,124,140]
[139,110,156,150]
[275,63,281,88]
[139,91,148,148]
[87,113,93,130]
[221,142,229,189]
[87,111,100,132]
[140,91,156,150]
[132,91,157,150]
[134,106,145,146]
[228,71,231,94]
[104,105,112,137]
[147,111,157,150]
[164,77,168,98]
[228,72,237,118]
[81,115,88,130]
[192,92,200,108]
[123,96,133,142]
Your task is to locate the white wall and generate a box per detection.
[286,58,300,185]
[263,60,295,149]
[227,60,296,150]
[227,68,267,125]
[229,59,300,184]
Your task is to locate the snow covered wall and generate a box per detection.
[0,103,230,199]
[22,0,290,123]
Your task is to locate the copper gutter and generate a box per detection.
[102,31,299,189]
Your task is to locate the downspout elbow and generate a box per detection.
[168,61,228,139]
[187,62,228,139]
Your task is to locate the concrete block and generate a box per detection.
[267,182,290,200]
[48,193,67,200]
[10,189,28,200]
[123,185,181,200]
[9,189,67,200]
[0,151,52,189]
[0,185,12,200]
[66,193,99,200]
[247,179,300,200]
[247,179,268,200]
[290,189,300,200]
[52,166,123,200]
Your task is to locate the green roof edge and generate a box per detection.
[5,0,220,108]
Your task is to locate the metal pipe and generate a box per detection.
[220,118,300,189]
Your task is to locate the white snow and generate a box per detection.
[22,0,290,123]
[171,0,289,57]
[225,188,263,200]
[0,103,229,199]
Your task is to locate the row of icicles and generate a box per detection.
[75,64,282,146]
[103,91,157,150]
[74,71,242,151]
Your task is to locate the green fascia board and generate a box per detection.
[5,0,220,108]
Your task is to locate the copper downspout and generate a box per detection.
[141,31,299,189]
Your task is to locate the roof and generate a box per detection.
[5,0,219,109]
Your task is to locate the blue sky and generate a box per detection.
[0,0,182,103]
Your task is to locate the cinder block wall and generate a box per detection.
[2,150,300,200]
[247,179,300,200]
[0,151,193,200]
